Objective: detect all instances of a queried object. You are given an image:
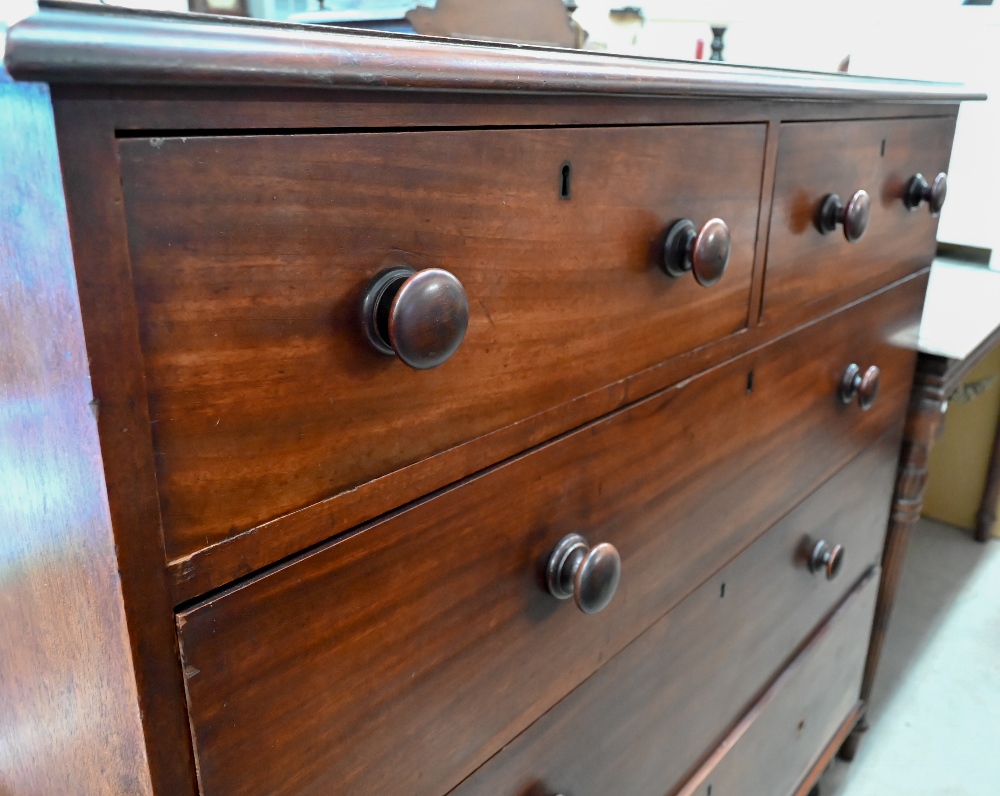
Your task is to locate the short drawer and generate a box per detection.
[118,123,766,564]
[451,435,896,796]
[677,569,879,796]
[765,116,954,324]
[175,276,922,796]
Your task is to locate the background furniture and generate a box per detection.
[912,258,1000,542]
[1,4,980,795]
[841,257,1000,759]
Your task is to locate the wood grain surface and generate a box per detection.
[175,277,923,796]
[117,123,765,566]
[450,433,899,796]
[82,85,959,137]
[764,116,955,326]
[0,80,153,796]
[675,571,878,796]
[52,96,201,796]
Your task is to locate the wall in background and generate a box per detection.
[575,0,998,265]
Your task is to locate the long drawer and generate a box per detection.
[677,570,879,796]
[450,435,897,796]
[117,123,766,564]
[175,275,923,796]
[765,116,954,324]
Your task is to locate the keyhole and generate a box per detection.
[881,138,886,157]
[720,583,726,598]
[746,370,754,394]
[560,162,572,200]
[708,786,713,795]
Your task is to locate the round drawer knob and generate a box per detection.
[360,267,469,370]
[858,365,881,410]
[840,363,881,410]
[810,540,844,581]
[817,190,871,242]
[662,217,731,287]
[904,172,948,216]
[546,533,621,615]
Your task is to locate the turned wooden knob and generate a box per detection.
[546,534,621,615]
[361,267,469,370]
[817,190,871,242]
[840,364,881,411]
[810,540,844,581]
[904,172,948,216]
[662,218,731,287]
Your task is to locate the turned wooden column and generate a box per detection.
[839,366,947,760]
[841,315,1000,761]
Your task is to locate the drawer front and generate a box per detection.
[678,569,879,796]
[451,434,898,796]
[765,116,954,324]
[117,123,766,563]
[175,276,922,796]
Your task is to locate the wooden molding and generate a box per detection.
[5,2,984,101]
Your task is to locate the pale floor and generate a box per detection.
[818,518,1000,796]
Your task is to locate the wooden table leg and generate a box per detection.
[839,372,947,761]
[975,403,1000,543]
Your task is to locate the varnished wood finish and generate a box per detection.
[1,8,979,793]
[676,570,878,796]
[765,117,955,325]
[117,123,766,568]
[76,85,961,136]
[450,435,899,796]
[0,79,153,796]
[39,88,961,605]
[51,97,200,796]
[793,701,865,796]
[6,3,982,101]
[175,279,923,796]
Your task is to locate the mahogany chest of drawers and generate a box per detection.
[0,4,982,795]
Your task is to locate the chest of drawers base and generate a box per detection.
[1,6,981,796]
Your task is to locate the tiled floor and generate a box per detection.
[819,518,1000,796]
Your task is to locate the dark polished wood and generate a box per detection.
[361,267,470,370]
[0,79,153,796]
[35,86,960,606]
[451,436,899,796]
[5,3,983,101]
[765,117,955,326]
[817,189,871,243]
[0,7,978,794]
[905,172,948,215]
[175,281,923,796]
[117,123,766,571]
[545,533,622,615]
[794,701,865,796]
[676,570,878,796]
[662,216,732,287]
[69,84,962,134]
[50,96,200,796]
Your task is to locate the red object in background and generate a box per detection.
[695,39,705,59]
